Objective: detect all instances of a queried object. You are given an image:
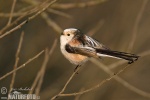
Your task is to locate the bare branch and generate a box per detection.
[0,9,72,19]
[87,20,104,36]
[0,50,45,81]
[35,39,58,96]
[53,60,130,97]
[0,0,59,38]
[0,1,42,35]
[108,60,126,69]
[127,0,148,51]
[41,13,62,34]
[91,59,150,98]
[8,32,24,99]
[52,0,107,9]
[47,9,72,19]
[23,0,72,19]
[35,48,49,96]
[140,50,150,57]
[108,49,150,69]
[0,5,35,17]
[51,59,150,99]
[49,39,58,55]
[0,12,28,17]
[74,88,84,100]
[51,66,81,100]
[7,0,17,25]
[28,70,41,95]
[28,39,58,95]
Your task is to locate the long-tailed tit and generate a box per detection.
[60,28,139,70]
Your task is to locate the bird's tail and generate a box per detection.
[96,49,139,64]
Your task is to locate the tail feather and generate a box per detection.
[96,49,139,64]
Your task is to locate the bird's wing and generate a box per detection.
[65,44,98,58]
[83,35,109,50]
[66,34,109,57]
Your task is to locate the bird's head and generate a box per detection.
[60,28,81,44]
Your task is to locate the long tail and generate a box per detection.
[96,49,139,64]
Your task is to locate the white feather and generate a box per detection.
[64,28,78,33]
[97,53,121,59]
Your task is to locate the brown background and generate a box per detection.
[0,0,150,100]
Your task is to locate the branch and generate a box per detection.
[0,0,59,38]
[52,0,107,9]
[23,0,72,19]
[35,48,49,97]
[127,0,148,51]
[51,66,81,100]
[74,88,85,100]
[35,39,58,96]
[0,50,45,81]
[51,59,150,99]
[108,49,150,69]
[87,20,104,36]
[53,61,130,97]
[0,12,28,17]
[8,32,24,98]
[28,39,58,95]
[47,9,72,19]
[0,0,43,35]
[140,50,150,57]
[7,0,17,25]
[91,59,150,98]
[41,12,62,34]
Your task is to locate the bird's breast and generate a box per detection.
[61,45,88,65]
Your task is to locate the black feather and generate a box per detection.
[65,44,76,53]
[96,49,139,64]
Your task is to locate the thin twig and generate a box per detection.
[74,88,84,100]
[41,12,62,34]
[0,12,29,17]
[55,61,130,97]
[108,49,150,69]
[35,39,58,96]
[28,71,41,95]
[47,9,72,19]
[35,48,49,97]
[7,0,17,25]
[49,39,58,55]
[8,32,24,99]
[87,20,104,36]
[0,21,26,39]
[0,9,72,19]
[51,66,81,100]
[0,0,59,37]
[52,0,107,9]
[140,50,150,57]
[90,59,150,98]
[0,5,35,17]
[23,0,72,19]
[127,0,148,51]
[108,60,126,69]
[40,49,150,99]
[28,39,58,95]
[0,50,45,81]
[18,5,34,12]
[0,0,44,35]
[39,70,72,99]
[55,59,150,98]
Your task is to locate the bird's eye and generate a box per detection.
[67,34,70,36]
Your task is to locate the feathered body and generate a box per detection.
[60,28,139,65]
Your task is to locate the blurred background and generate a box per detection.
[0,0,150,100]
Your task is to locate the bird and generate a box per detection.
[60,28,139,71]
